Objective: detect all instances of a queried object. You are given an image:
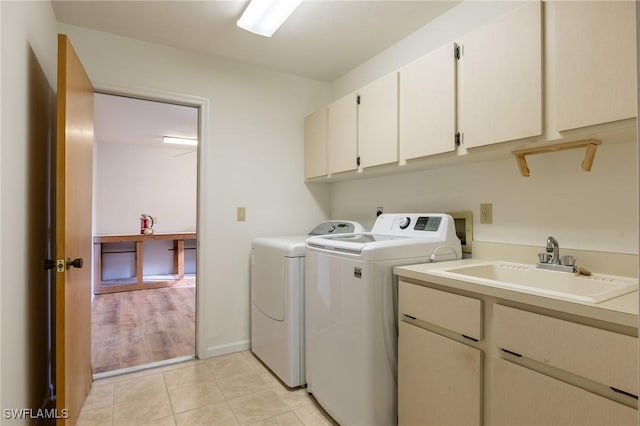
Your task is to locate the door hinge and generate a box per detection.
[356,95,361,105]
[356,156,361,167]
[455,131,463,146]
[56,259,65,273]
[455,44,461,60]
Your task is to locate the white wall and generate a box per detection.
[58,23,333,357]
[94,142,197,234]
[329,1,638,257]
[332,142,638,254]
[1,0,58,417]
[95,142,198,278]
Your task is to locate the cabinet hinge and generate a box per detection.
[356,95,361,105]
[454,44,461,60]
[356,156,361,167]
[455,132,463,146]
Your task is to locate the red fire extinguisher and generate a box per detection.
[140,214,154,235]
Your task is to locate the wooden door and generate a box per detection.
[55,34,94,425]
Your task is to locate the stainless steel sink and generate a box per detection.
[429,262,638,303]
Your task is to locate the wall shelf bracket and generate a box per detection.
[511,139,601,177]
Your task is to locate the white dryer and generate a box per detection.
[251,221,365,388]
[305,213,462,425]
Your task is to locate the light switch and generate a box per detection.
[237,207,246,222]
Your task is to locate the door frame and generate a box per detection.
[92,81,208,361]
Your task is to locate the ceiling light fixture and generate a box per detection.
[237,0,303,37]
[162,136,198,146]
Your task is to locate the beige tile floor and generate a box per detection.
[78,351,338,426]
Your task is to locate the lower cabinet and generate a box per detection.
[397,279,639,426]
[491,358,637,426]
[398,321,481,426]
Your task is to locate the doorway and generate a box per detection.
[91,93,199,375]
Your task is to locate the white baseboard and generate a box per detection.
[200,340,250,360]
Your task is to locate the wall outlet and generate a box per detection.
[237,207,246,222]
[376,206,384,217]
[480,203,493,224]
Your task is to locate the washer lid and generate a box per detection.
[306,233,412,255]
[309,221,366,236]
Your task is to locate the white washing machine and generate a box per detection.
[305,213,461,425]
[251,220,365,388]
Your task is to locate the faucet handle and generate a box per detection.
[538,253,551,263]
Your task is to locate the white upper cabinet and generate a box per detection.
[358,72,399,169]
[303,108,328,179]
[399,42,457,161]
[459,1,542,149]
[554,1,637,131]
[328,92,358,175]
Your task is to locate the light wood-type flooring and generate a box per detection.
[91,282,195,374]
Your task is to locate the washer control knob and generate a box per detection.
[399,217,411,229]
[328,225,336,233]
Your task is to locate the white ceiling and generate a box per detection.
[94,93,199,147]
[79,1,460,148]
[52,0,460,82]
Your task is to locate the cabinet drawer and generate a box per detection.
[399,280,482,340]
[492,358,637,426]
[494,304,638,395]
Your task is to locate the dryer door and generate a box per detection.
[252,244,287,321]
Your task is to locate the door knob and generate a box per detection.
[66,257,83,269]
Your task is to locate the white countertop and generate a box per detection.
[394,258,639,329]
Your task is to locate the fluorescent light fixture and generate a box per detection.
[162,136,198,146]
[237,0,303,37]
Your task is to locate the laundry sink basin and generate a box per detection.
[430,262,638,303]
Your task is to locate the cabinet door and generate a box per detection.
[304,108,328,179]
[399,42,456,161]
[398,321,482,426]
[459,1,542,148]
[491,358,637,426]
[358,72,398,168]
[554,1,637,131]
[328,93,358,174]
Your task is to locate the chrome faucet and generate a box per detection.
[538,236,576,273]
[546,236,561,265]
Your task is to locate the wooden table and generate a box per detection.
[93,233,196,294]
